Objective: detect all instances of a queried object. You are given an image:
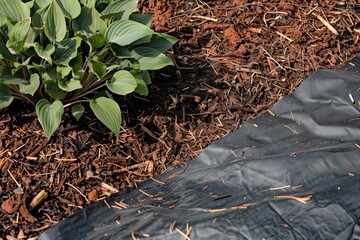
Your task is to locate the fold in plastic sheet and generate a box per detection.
[40,55,360,240]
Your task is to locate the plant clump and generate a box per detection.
[0,0,177,138]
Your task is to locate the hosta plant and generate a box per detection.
[0,0,177,138]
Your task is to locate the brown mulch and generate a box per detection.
[1,1,360,239]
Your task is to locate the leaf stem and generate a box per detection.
[63,99,89,108]
[63,83,106,104]
[11,92,37,106]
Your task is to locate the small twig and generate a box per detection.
[66,183,89,202]
[140,124,171,150]
[270,185,291,191]
[176,228,191,240]
[7,170,22,189]
[28,139,49,157]
[103,200,111,209]
[114,200,129,209]
[169,221,176,234]
[349,93,355,104]
[275,31,294,42]
[139,189,155,198]
[312,13,339,35]
[283,124,298,135]
[110,161,149,174]
[259,47,286,71]
[274,195,312,204]
[131,232,140,240]
[191,15,218,22]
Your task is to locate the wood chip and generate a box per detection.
[248,27,262,34]
[29,190,48,210]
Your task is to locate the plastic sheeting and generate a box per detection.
[40,54,360,240]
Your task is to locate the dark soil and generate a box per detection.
[1,1,360,238]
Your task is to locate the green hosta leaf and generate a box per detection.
[6,17,31,54]
[90,97,121,136]
[70,54,85,78]
[0,14,8,28]
[0,84,13,108]
[56,0,81,19]
[43,80,65,99]
[25,0,35,8]
[110,44,132,59]
[0,0,30,21]
[88,58,106,79]
[73,6,106,35]
[56,65,72,78]
[87,33,106,49]
[96,0,111,12]
[106,70,137,95]
[34,43,55,64]
[0,28,16,61]
[131,47,173,70]
[13,61,28,74]
[42,69,58,82]
[94,90,113,99]
[80,0,95,8]
[58,78,82,92]
[0,75,27,85]
[71,103,84,121]
[0,66,11,76]
[36,99,64,138]
[130,35,152,46]
[32,5,50,29]
[106,20,153,46]
[13,61,40,73]
[53,37,81,65]
[129,13,153,27]
[106,60,133,72]
[134,77,148,96]
[24,28,36,49]
[142,33,178,52]
[133,70,151,85]
[106,65,119,72]
[101,0,138,20]
[44,0,66,42]
[35,0,52,8]
[19,73,40,96]
[77,32,106,50]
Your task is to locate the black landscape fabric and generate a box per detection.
[40,54,360,240]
